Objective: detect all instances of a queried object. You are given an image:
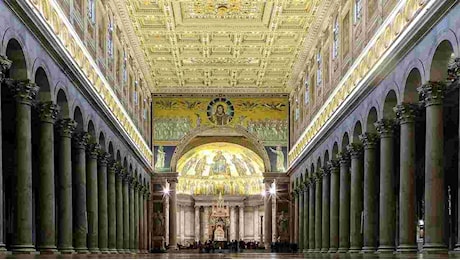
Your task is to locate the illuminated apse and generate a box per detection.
[176,142,265,196]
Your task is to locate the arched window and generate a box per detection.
[304,77,309,104]
[123,51,127,83]
[333,16,339,60]
[316,52,322,87]
[133,80,138,105]
[294,97,299,121]
[107,17,114,58]
[88,0,96,24]
[354,0,362,23]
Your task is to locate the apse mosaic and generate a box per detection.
[153,96,288,146]
[176,142,264,195]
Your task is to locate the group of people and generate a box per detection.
[175,240,264,253]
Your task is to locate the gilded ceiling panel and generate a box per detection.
[124,0,331,93]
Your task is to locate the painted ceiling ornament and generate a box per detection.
[207,97,234,126]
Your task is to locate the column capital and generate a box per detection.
[37,101,60,124]
[327,159,340,172]
[5,79,39,105]
[72,132,90,149]
[417,81,446,107]
[448,57,460,82]
[347,143,363,159]
[108,160,117,174]
[57,118,77,138]
[359,132,379,149]
[375,118,396,138]
[394,103,419,124]
[86,143,101,159]
[337,151,350,166]
[0,55,12,80]
[314,170,323,182]
[97,150,110,165]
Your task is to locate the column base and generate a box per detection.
[167,245,177,252]
[453,244,460,252]
[348,247,362,253]
[302,249,308,253]
[360,247,376,253]
[337,247,349,253]
[10,244,36,254]
[377,245,395,253]
[99,248,109,254]
[108,248,118,253]
[396,244,418,253]
[313,249,321,253]
[74,247,89,254]
[320,248,329,253]
[88,248,101,254]
[327,248,338,253]
[38,249,59,254]
[0,244,7,252]
[58,247,75,254]
[422,243,448,254]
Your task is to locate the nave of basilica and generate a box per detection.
[0,0,459,258]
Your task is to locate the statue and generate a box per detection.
[153,210,164,236]
[155,146,166,170]
[277,211,288,236]
[269,146,285,172]
[211,104,231,125]
[211,151,230,176]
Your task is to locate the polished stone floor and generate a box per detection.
[0,251,459,259]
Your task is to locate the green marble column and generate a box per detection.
[395,104,418,253]
[122,171,130,251]
[0,56,11,252]
[56,118,77,253]
[328,160,339,253]
[115,164,124,252]
[303,182,309,253]
[294,189,299,247]
[134,182,140,252]
[337,152,350,253]
[314,171,323,252]
[375,119,396,252]
[359,133,379,253]
[108,161,117,253]
[130,178,136,252]
[36,102,59,253]
[72,132,90,253]
[321,168,330,252]
[98,152,109,253]
[140,187,145,252]
[298,187,303,251]
[308,177,315,252]
[6,80,39,253]
[347,143,364,253]
[418,82,447,253]
[87,143,100,253]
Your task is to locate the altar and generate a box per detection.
[209,194,230,242]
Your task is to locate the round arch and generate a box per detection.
[170,125,272,172]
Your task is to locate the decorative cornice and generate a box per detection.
[22,0,153,166]
[288,0,433,166]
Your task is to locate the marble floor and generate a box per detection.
[0,251,459,259]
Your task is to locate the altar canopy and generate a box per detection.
[176,142,265,195]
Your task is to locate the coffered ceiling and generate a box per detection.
[121,0,333,93]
